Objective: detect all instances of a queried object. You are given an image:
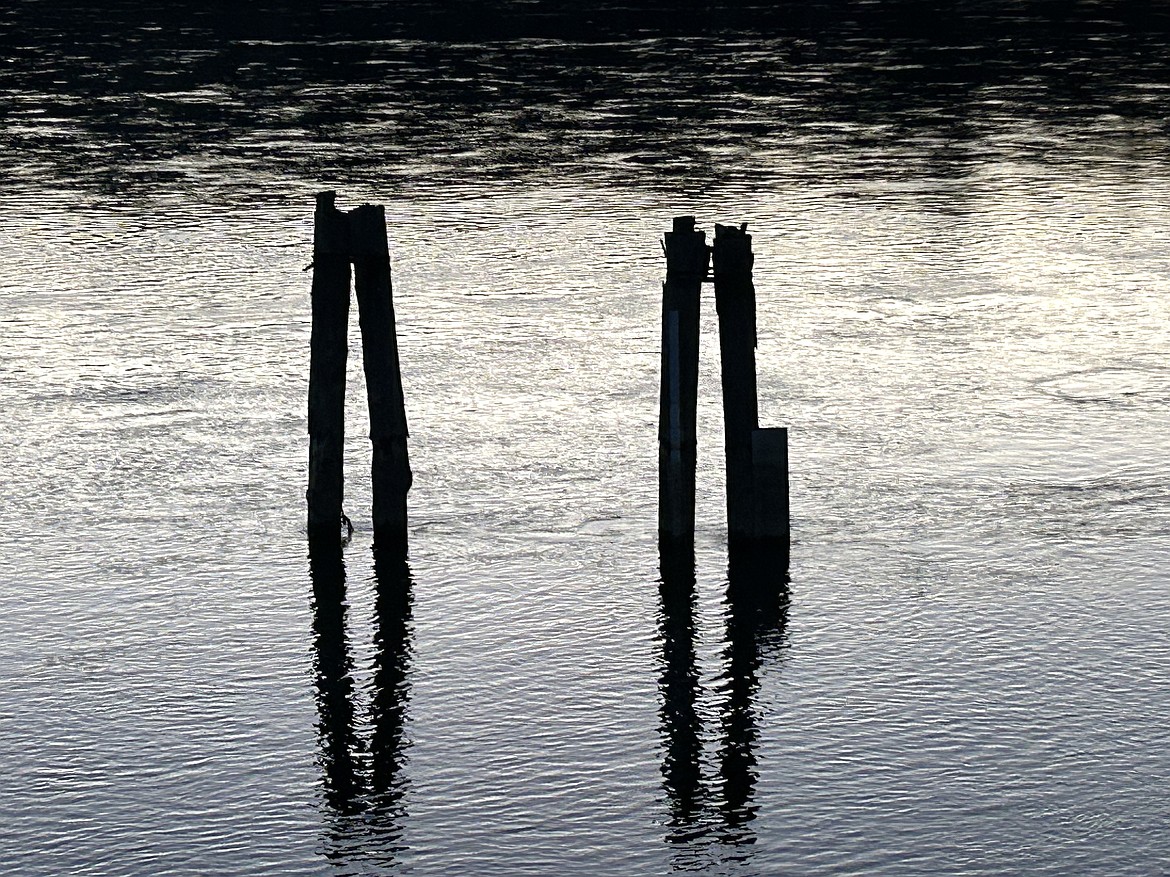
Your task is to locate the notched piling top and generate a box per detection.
[314,194,392,260]
[314,191,349,255]
[663,214,709,279]
[349,204,391,259]
[712,222,754,278]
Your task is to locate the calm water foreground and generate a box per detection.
[2,3,1170,875]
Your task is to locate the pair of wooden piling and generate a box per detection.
[659,217,789,563]
[306,200,783,560]
[307,191,412,547]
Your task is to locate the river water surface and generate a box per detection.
[2,2,1170,875]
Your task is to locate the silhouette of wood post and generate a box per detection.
[659,216,708,548]
[351,203,413,548]
[750,426,789,554]
[712,223,759,550]
[306,191,351,537]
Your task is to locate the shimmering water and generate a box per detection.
[3,3,1170,875]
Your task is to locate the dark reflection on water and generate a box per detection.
[658,546,705,839]
[657,545,789,867]
[308,536,366,818]
[368,544,414,818]
[718,555,790,842]
[308,537,415,867]
[5,1,1170,197]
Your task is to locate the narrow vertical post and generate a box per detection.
[351,203,412,550]
[712,223,758,549]
[659,216,708,550]
[307,191,351,537]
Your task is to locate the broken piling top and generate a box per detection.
[349,203,391,259]
[314,191,349,255]
[712,223,754,277]
[664,215,710,279]
[712,222,757,349]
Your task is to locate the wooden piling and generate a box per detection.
[750,427,789,553]
[306,191,351,537]
[659,216,708,548]
[350,203,412,548]
[712,223,758,549]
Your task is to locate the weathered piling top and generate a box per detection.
[712,223,754,278]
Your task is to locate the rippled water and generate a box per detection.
[3,3,1170,875]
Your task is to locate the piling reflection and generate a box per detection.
[657,544,704,837]
[368,543,415,815]
[656,542,789,866]
[307,535,415,866]
[308,535,365,816]
[718,552,789,841]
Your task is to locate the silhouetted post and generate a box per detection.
[351,204,413,549]
[659,216,708,549]
[750,427,789,554]
[306,191,351,537]
[712,223,758,549]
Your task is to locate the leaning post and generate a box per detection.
[351,203,412,549]
[306,191,351,538]
[659,216,708,551]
